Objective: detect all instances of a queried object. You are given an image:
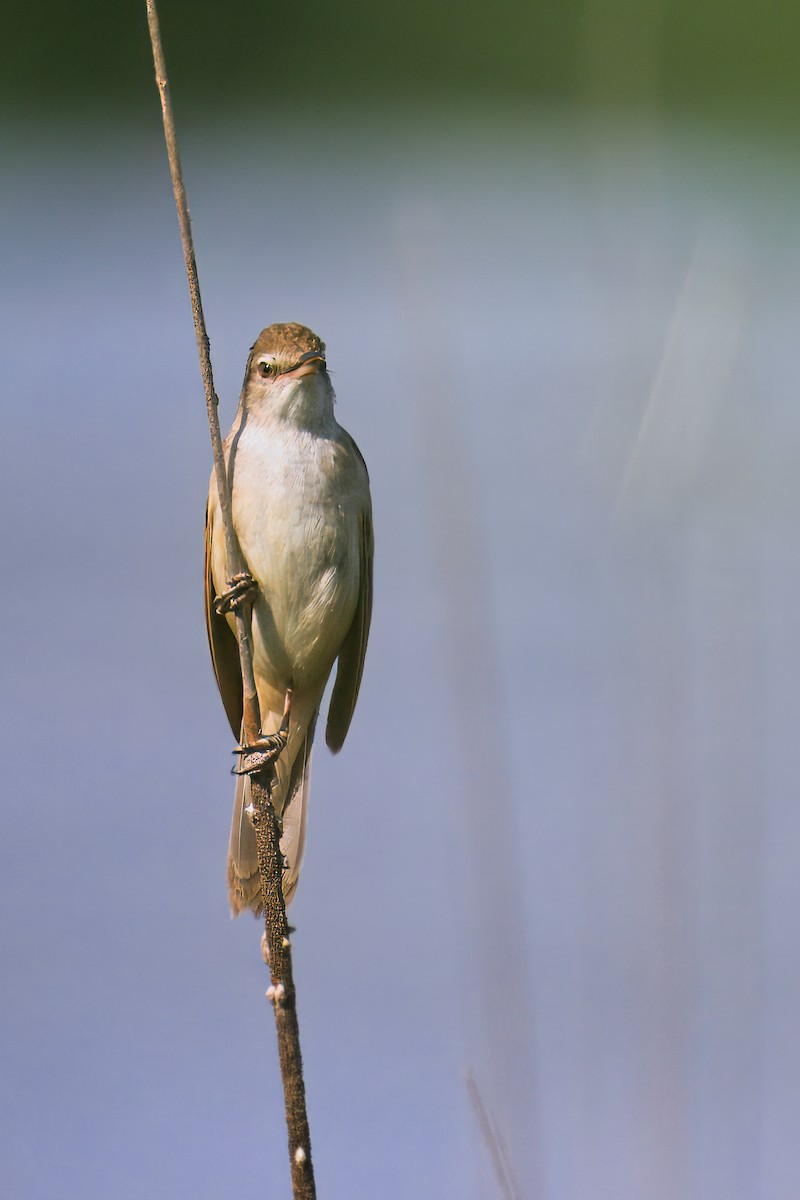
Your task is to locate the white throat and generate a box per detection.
[244,371,335,431]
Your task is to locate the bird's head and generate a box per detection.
[240,323,331,425]
[243,322,327,399]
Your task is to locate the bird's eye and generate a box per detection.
[258,360,275,378]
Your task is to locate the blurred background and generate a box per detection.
[2,2,800,1198]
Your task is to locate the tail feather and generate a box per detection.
[227,713,318,916]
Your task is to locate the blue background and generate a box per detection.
[2,6,800,1198]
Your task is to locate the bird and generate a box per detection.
[204,322,373,915]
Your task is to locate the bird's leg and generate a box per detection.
[213,571,259,615]
[232,689,293,776]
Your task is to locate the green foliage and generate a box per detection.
[4,0,800,129]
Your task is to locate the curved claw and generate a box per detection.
[214,571,259,615]
[232,729,288,776]
[230,688,293,775]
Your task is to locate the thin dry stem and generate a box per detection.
[252,781,315,1198]
[145,3,315,1195]
[465,1067,521,1200]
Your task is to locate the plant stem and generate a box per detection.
[145,4,316,1195]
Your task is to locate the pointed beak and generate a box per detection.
[280,350,326,379]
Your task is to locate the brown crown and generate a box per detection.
[249,323,326,363]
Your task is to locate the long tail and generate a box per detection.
[227,712,318,916]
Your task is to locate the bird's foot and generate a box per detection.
[232,729,288,776]
[214,571,259,615]
[232,691,292,776]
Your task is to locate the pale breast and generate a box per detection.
[230,419,365,690]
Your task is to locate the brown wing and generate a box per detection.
[326,448,374,753]
[204,501,243,739]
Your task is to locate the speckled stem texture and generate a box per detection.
[145,4,316,1196]
[252,777,316,1198]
